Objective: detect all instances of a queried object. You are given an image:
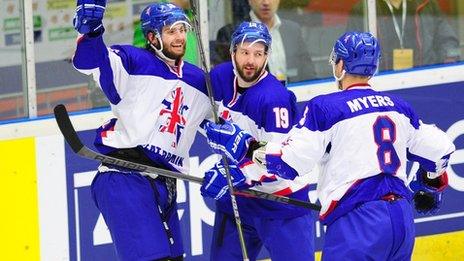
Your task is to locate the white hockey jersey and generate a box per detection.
[73,35,210,174]
[266,84,455,222]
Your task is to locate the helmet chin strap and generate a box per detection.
[150,35,176,64]
[332,62,346,90]
[231,52,269,88]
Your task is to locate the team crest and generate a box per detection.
[159,87,189,147]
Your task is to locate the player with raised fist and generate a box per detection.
[72,2,212,260]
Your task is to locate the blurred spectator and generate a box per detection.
[347,0,460,71]
[232,0,251,25]
[213,0,316,83]
[133,0,199,65]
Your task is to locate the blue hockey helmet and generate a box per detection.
[230,22,272,52]
[330,31,381,77]
[140,3,190,37]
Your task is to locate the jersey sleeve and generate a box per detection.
[265,100,330,177]
[265,92,297,132]
[209,65,224,102]
[72,34,131,105]
[258,89,298,142]
[407,121,455,173]
[239,91,299,183]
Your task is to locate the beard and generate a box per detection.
[235,58,265,83]
[151,40,186,61]
[162,43,186,60]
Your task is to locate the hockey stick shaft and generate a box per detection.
[53,104,203,183]
[53,104,321,211]
[188,1,249,259]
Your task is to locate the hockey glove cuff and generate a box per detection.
[73,0,106,35]
[410,167,448,215]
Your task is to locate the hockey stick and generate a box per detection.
[188,1,249,259]
[53,104,321,211]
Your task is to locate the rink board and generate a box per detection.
[0,80,463,260]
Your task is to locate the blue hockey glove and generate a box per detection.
[201,161,249,202]
[203,120,254,164]
[73,0,106,35]
[409,168,448,215]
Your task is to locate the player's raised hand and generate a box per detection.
[409,167,448,215]
[201,161,249,201]
[203,120,254,164]
[73,0,106,35]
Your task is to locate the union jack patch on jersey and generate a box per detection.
[159,87,189,147]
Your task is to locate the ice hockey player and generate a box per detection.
[200,21,314,261]
[72,1,211,260]
[203,31,455,260]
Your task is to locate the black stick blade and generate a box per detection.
[53,104,84,153]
